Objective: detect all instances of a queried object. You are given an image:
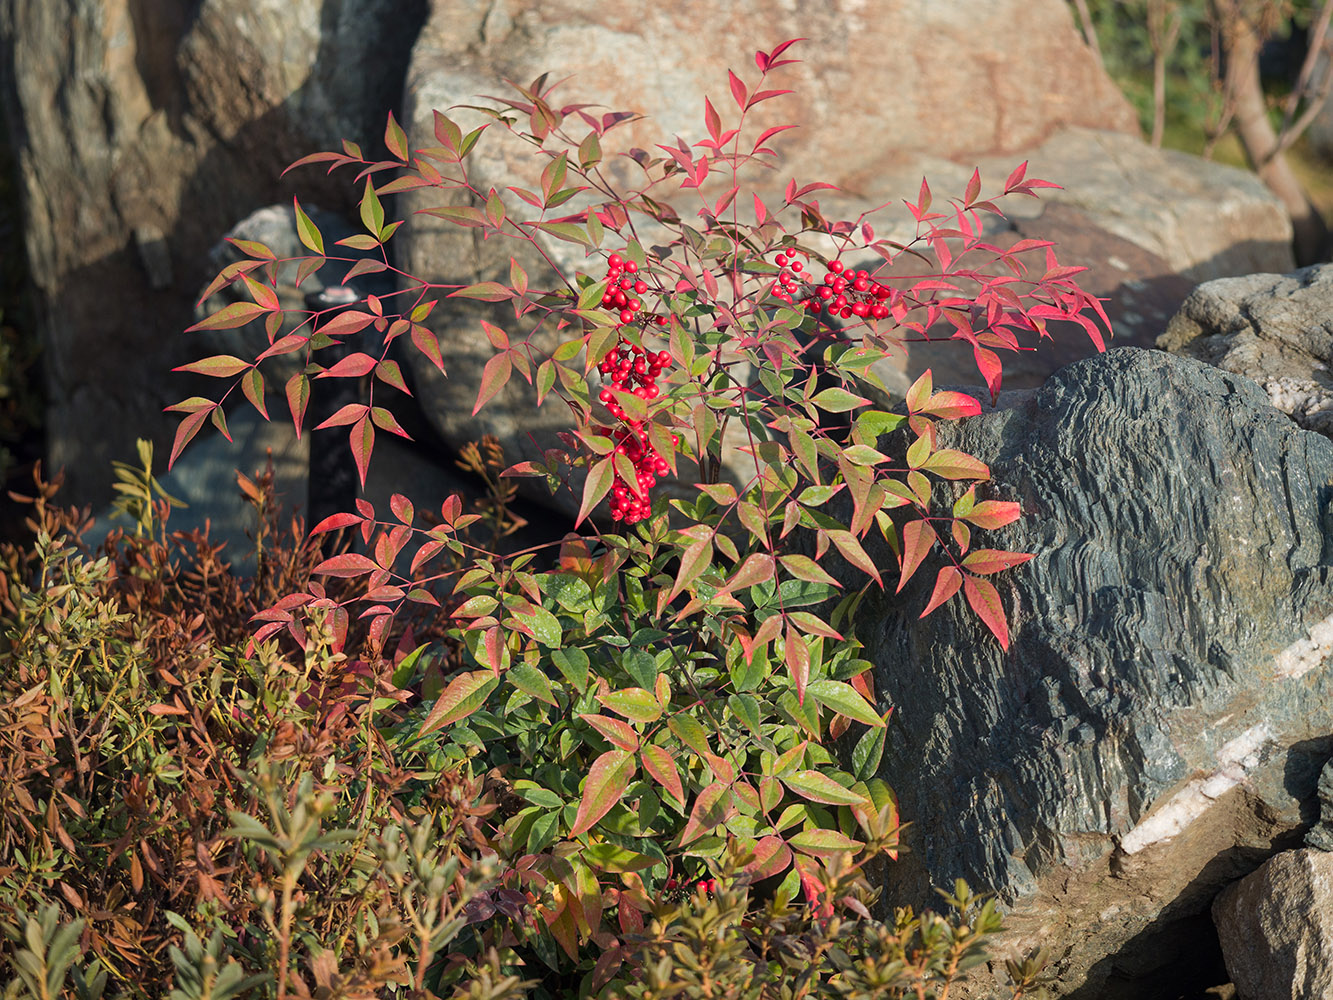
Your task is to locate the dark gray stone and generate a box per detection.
[1158,264,1333,437]
[844,348,1333,996]
[1307,759,1333,853]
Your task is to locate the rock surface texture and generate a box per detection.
[848,348,1333,997]
[1158,264,1333,437]
[0,0,428,504]
[1213,848,1333,1000]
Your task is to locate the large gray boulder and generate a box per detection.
[1158,263,1333,437]
[846,348,1333,997]
[1213,848,1333,1000]
[0,0,427,506]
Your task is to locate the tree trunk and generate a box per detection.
[1215,1,1329,264]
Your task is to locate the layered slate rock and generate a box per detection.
[1158,264,1333,437]
[848,348,1333,997]
[1213,849,1333,1000]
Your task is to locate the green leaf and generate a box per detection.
[597,688,662,723]
[727,694,763,737]
[581,713,640,751]
[582,842,658,873]
[293,197,325,255]
[923,448,991,480]
[551,647,590,693]
[667,713,710,757]
[851,725,887,782]
[420,670,498,735]
[174,354,251,378]
[507,662,558,705]
[360,179,384,236]
[569,749,636,837]
[185,302,270,332]
[514,603,562,646]
[811,387,870,413]
[577,455,616,527]
[788,828,864,857]
[782,770,867,807]
[806,679,884,727]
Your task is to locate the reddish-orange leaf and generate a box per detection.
[410,323,445,373]
[667,537,713,606]
[581,713,640,752]
[350,416,374,487]
[778,554,840,586]
[167,408,211,469]
[828,530,880,585]
[920,565,963,617]
[314,403,369,430]
[257,333,308,362]
[904,369,932,414]
[744,835,793,880]
[473,351,512,415]
[962,500,1023,530]
[728,69,747,109]
[963,574,1011,649]
[318,310,375,338]
[317,352,378,379]
[678,780,730,846]
[640,744,685,806]
[974,346,1003,402]
[576,455,615,527]
[961,549,1034,575]
[314,552,377,577]
[897,518,937,594]
[569,749,636,837]
[919,391,982,420]
[310,512,362,535]
[723,553,775,594]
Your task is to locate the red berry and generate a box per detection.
[608,253,623,269]
[829,260,845,273]
[634,280,647,294]
[620,309,635,324]
[624,261,638,273]
[791,260,803,272]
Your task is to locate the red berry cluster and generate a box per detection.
[595,252,675,524]
[770,252,892,321]
[662,877,717,902]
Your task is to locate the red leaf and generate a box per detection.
[318,310,375,338]
[410,323,445,373]
[314,552,378,577]
[728,69,747,109]
[310,512,363,535]
[314,403,370,430]
[420,669,499,735]
[964,167,982,206]
[920,566,963,617]
[704,97,721,144]
[973,346,1003,402]
[1005,161,1028,191]
[257,334,309,362]
[349,416,374,488]
[919,391,982,420]
[167,409,211,469]
[576,455,615,527]
[897,519,937,594]
[964,574,1011,649]
[569,749,636,837]
[963,500,1023,530]
[316,352,378,379]
[640,744,685,806]
[581,713,640,752]
[370,406,411,438]
[961,549,1034,575]
[678,780,730,846]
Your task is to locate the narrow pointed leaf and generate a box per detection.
[420,669,499,735]
[569,749,636,837]
[963,573,1011,649]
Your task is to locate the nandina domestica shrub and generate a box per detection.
[169,38,1108,995]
